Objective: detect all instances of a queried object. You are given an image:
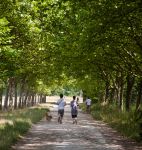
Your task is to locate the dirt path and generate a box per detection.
[12,104,142,150]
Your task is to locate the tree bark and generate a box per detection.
[9,77,15,110]
[125,74,135,111]
[34,94,37,104]
[27,93,32,107]
[18,79,25,108]
[38,95,40,103]
[23,90,29,107]
[31,93,35,106]
[14,80,18,109]
[136,79,142,110]
[117,73,124,111]
[4,79,10,110]
[119,81,124,111]
[0,87,3,110]
[104,81,109,102]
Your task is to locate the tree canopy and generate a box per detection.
[0,0,142,111]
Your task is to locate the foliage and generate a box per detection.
[0,0,142,97]
[0,0,142,142]
[90,103,141,140]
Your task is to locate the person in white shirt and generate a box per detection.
[85,97,91,113]
[57,94,66,123]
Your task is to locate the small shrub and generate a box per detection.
[87,103,141,141]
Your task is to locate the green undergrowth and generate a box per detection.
[0,107,48,150]
[82,103,141,141]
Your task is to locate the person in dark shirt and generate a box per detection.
[70,96,78,124]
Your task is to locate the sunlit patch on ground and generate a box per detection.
[12,100,142,150]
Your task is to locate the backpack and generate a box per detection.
[71,101,77,110]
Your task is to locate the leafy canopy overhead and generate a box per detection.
[0,0,142,96]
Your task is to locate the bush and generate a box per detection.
[84,103,140,141]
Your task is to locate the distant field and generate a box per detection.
[46,96,83,103]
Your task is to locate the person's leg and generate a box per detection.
[74,115,77,124]
[58,110,63,123]
[60,109,64,124]
[88,105,91,113]
[72,115,75,124]
[58,110,61,123]
[86,105,89,113]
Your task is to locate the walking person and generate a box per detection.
[57,94,66,124]
[85,97,91,113]
[70,96,78,124]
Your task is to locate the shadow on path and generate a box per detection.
[12,104,142,150]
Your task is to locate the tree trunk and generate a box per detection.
[9,78,14,110]
[18,80,25,108]
[105,81,109,102]
[116,85,120,106]
[23,90,29,107]
[27,93,32,107]
[31,92,35,106]
[4,80,10,110]
[0,88,3,110]
[119,81,124,111]
[34,94,37,105]
[109,88,115,103]
[14,81,18,109]
[136,79,142,110]
[125,74,135,111]
[18,92,22,108]
[40,94,42,103]
[38,95,40,103]
[113,72,124,109]
[118,73,124,111]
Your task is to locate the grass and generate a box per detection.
[81,103,141,141]
[0,107,48,150]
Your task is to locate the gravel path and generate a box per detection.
[12,104,142,150]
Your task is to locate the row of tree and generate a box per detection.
[53,0,142,112]
[0,0,50,110]
[0,0,142,111]
[78,0,142,111]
